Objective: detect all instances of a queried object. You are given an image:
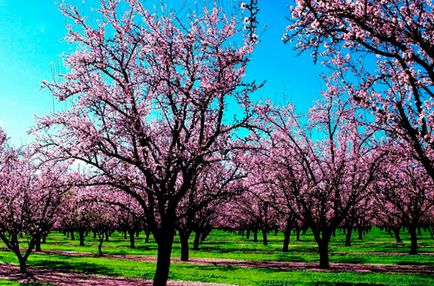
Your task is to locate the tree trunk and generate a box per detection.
[35,236,42,252]
[253,229,258,242]
[70,230,75,240]
[193,230,201,250]
[262,228,268,246]
[246,229,250,240]
[318,238,330,269]
[79,228,85,246]
[145,230,151,243]
[18,256,27,274]
[296,228,301,241]
[153,228,175,286]
[358,227,363,240]
[345,226,352,247]
[42,234,47,244]
[392,227,402,243]
[129,229,136,248]
[180,232,190,261]
[98,238,104,256]
[282,226,291,252]
[409,225,418,255]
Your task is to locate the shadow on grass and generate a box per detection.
[396,261,434,266]
[331,256,368,264]
[32,260,112,276]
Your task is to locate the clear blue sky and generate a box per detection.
[0,0,323,145]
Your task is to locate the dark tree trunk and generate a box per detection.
[296,228,301,241]
[282,225,291,252]
[70,230,75,240]
[35,236,42,252]
[262,228,268,246]
[345,226,353,247]
[145,230,151,243]
[18,256,27,274]
[392,227,402,243]
[79,228,85,246]
[193,230,201,250]
[42,234,47,244]
[358,227,363,240]
[318,238,330,269]
[98,239,103,256]
[409,225,418,255]
[253,229,258,242]
[129,229,136,248]
[105,231,110,242]
[153,227,175,286]
[180,232,190,261]
[136,229,140,238]
[246,229,250,240]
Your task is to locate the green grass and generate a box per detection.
[0,227,433,285]
[0,279,48,286]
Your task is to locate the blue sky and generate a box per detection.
[0,0,323,145]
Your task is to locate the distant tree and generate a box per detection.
[0,131,71,273]
[253,89,384,268]
[375,148,434,254]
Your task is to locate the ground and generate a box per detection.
[0,228,433,285]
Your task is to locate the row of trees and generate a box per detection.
[1,1,433,285]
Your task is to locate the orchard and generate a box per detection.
[0,0,433,285]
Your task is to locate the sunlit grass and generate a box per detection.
[0,227,433,285]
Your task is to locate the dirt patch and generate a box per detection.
[0,262,230,286]
[28,249,434,275]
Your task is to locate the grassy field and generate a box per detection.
[0,228,433,285]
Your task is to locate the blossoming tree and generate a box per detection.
[36,1,259,284]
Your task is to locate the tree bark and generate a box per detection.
[253,229,258,242]
[35,236,42,252]
[193,230,201,250]
[129,229,136,248]
[296,228,301,241]
[79,228,85,246]
[153,215,176,286]
[392,227,402,243]
[358,227,363,240]
[98,238,104,256]
[282,225,291,252]
[318,238,330,268]
[180,232,190,261]
[409,225,418,255]
[345,225,353,247]
[262,228,268,246]
[145,230,151,243]
[18,256,27,274]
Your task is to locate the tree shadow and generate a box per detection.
[32,260,112,276]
